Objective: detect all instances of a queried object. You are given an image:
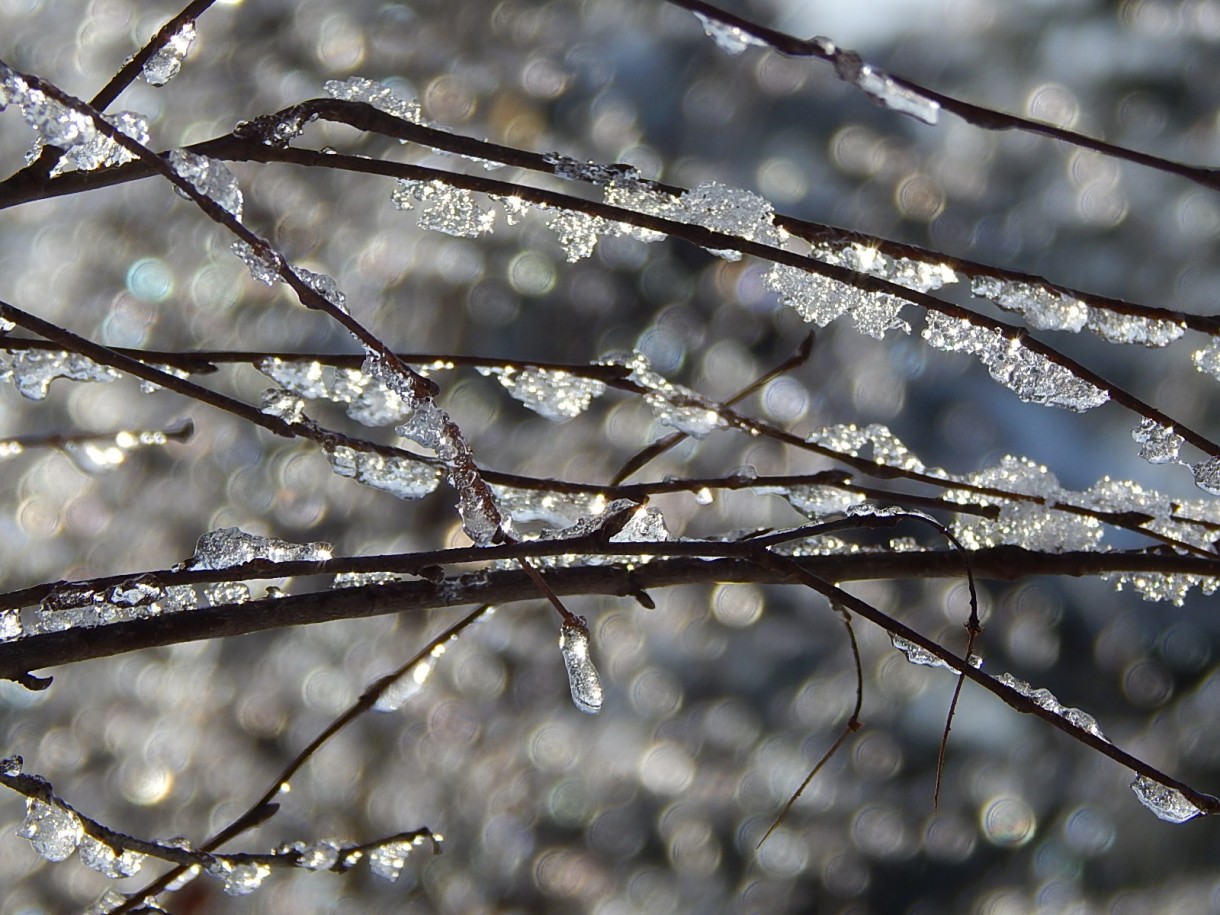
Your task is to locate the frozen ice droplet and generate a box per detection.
[17,798,84,862]
[207,858,271,896]
[1130,774,1202,824]
[143,21,196,86]
[560,617,603,714]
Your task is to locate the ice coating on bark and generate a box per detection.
[1085,308,1184,347]
[232,240,283,285]
[479,365,607,423]
[813,241,957,293]
[854,64,940,124]
[765,263,908,338]
[325,76,424,124]
[1,350,119,400]
[693,11,767,54]
[970,277,1088,332]
[393,179,496,238]
[368,839,417,881]
[560,617,603,714]
[890,634,982,674]
[168,150,243,220]
[143,21,196,86]
[922,312,1108,411]
[996,673,1107,740]
[1129,775,1202,824]
[604,351,727,438]
[324,444,441,500]
[79,834,144,878]
[184,527,332,571]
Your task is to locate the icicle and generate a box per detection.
[1130,775,1202,824]
[18,799,84,862]
[142,21,196,86]
[479,365,607,423]
[184,527,332,571]
[559,617,603,714]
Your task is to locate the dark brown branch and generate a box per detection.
[663,0,1220,193]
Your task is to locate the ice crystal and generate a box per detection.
[805,423,928,473]
[1193,339,1220,380]
[765,263,908,337]
[605,350,727,437]
[547,209,611,261]
[854,64,940,124]
[185,527,332,571]
[813,241,957,293]
[368,839,414,881]
[260,388,305,423]
[257,358,329,399]
[1,67,94,148]
[890,634,981,674]
[1192,458,1220,496]
[331,570,404,589]
[325,76,424,124]
[609,504,670,543]
[232,240,283,286]
[0,609,19,641]
[1085,308,1184,347]
[479,365,606,423]
[18,799,83,862]
[942,456,1102,552]
[1105,570,1219,605]
[392,179,495,238]
[329,364,410,427]
[560,617,603,714]
[204,581,251,606]
[678,182,784,258]
[324,443,441,500]
[922,312,1109,411]
[780,484,867,518]
[43,110,148,175]
[1129,775,1203,824]
[168,150,243,220]
[1,350,119,400]
[1132,419,1184,465]
[293,839,342,870]
[970,277,1088,333]
[692,11,767,55]
[208,858,271,896]
[143,21,196,86]
[80,834,144,878]
[996,673,1107,740]
[494,487,609,529]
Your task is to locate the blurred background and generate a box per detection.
[1,0,1219,911]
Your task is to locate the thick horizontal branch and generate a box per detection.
[5,546,1219,680]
